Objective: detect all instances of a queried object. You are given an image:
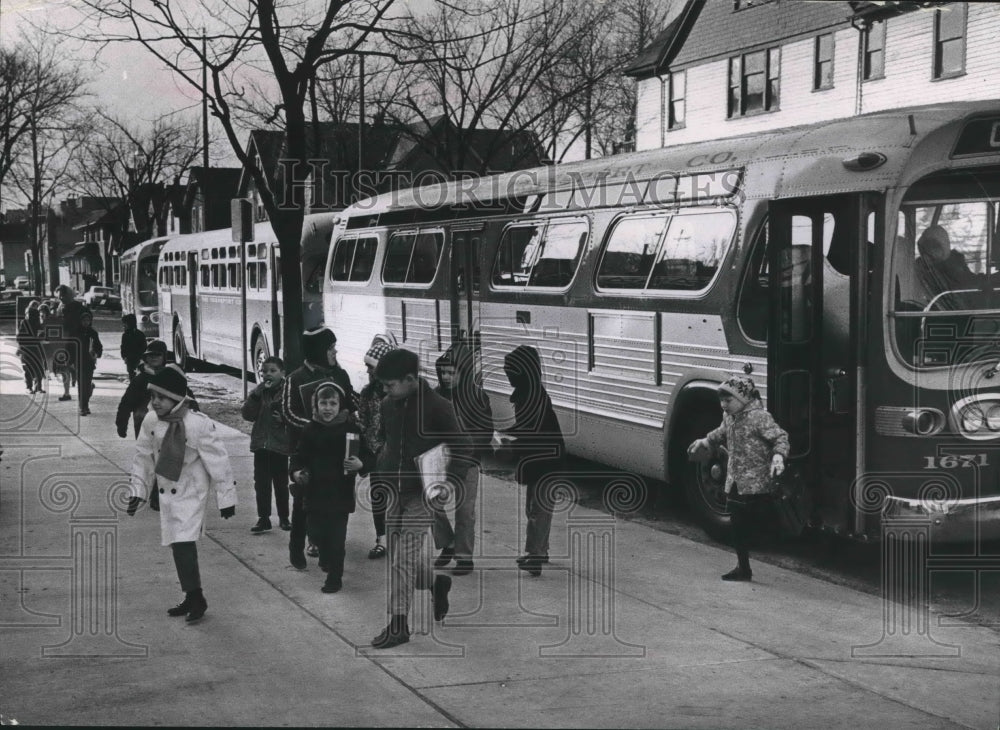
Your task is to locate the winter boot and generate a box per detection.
[250,517,272,533]
[166,593,195,617]
[434,546,454,568]
[432,574,452,621]
[184,589,208,622]
[372,615,410,649]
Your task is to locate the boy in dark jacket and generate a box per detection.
[77,309,103,416]
[281,326,355,569]
[241,356,293,533]
[116,340,198,438]
[432,342,493,575]
[370,348,474,649]
[120,314,147,381]
[289,381,372,593]
[498,345,565,577]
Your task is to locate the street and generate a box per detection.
[1,314,998,728]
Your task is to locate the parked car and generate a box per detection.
[82,285,122,311]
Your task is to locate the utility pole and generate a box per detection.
[202,31,209,173]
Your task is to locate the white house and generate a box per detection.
[626,0,1000,151]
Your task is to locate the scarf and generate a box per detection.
[155,401,190,481]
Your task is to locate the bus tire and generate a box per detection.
[252,335,269,382]
[677,410,732,540]
[173,327,190,372]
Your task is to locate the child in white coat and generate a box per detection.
[127,364,237,622]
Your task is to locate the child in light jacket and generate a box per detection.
[688,376,789,582]
[127,364,237,621]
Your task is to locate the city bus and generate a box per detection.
[120,236,171,338]
[157,212,338,374]
[320,100,1000,542]
[157,213,337,372]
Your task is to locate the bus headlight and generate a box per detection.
[959,405,986,434]
[986,403,1000,432]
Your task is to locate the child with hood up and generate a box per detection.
[16,301,45,394]
[77,309,103,416]
[496,344,564,577]
[289,381,373,593]
[126,364,237,622]
[688,376,789,582]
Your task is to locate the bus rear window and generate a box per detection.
[491,218,587,289]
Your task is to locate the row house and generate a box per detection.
[626,0,1000,151]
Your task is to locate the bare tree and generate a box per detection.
[379,0,619,174]
[65,0,410,366]
[67,111,203,243]
[0,37,88,212]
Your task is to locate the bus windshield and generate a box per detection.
[891,167,1000,367]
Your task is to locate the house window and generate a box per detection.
[728,48,780,118]
[814,33,834,90]
[933,4,966,79]
[668,71,686,130]
[862,20,885,81]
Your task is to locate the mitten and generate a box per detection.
[149,489,160,512]
[126,497,144,516]
[220,505,235,519]
[117,424,128,438]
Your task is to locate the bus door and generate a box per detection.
[186,252,200,356]
[767,194,876,534]
[449,225,483,360]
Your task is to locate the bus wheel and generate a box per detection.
[173,328,190,372]
[679,415,731,540]
[252,336,269,382]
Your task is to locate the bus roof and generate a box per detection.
[339,100,1000,221]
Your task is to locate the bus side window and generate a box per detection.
[330,238,354,281]
[596,215,667,290]
[350,238,377,282]
[492,224,543,287]
[383,233,415,284]
[408,232,442,284]
[647,211,734,291]
[527,220,587,288]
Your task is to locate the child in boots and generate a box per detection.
[688,376,789,582]
[290,381,372,593]
[126,364,237,621]
[241,356,293,533]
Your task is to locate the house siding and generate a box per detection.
[635,77,663,152]
[861,4,999,114]
[635,4,1000,151]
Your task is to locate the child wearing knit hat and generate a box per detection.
[687,375,789,582]
[357,333,397,559]
[126,364,237,621]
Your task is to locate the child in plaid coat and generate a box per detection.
[688,376,789,582]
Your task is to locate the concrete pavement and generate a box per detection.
[1,338,998,728]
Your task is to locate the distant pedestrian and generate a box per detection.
[77,309,103,416]
[126,364,237,622]
[496,345,565,577]
[356,333,397,560]
[281,326,354,570]
[55,285,85,394]
[432,342,493,576]
[687,376,789,582]
[120,314,147,381]
[241,356,293,533]
[116,340,198,439]
[370,348,473,649]
[16,301,45,394]
[289,381,373,593]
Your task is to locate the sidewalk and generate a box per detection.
[1,341,998,728]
